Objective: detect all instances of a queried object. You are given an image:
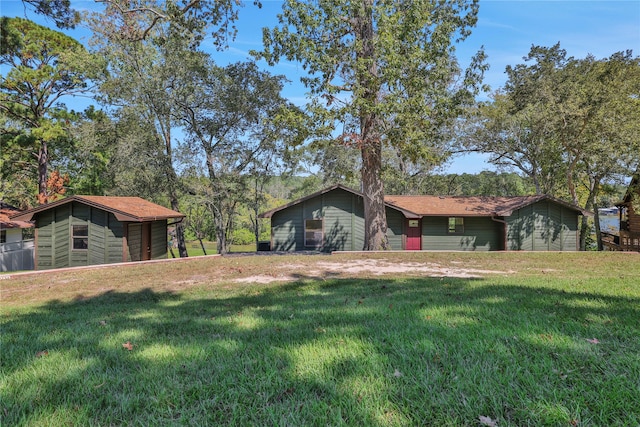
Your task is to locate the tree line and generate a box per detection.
[1,0,638,252]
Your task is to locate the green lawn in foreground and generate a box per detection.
[1,253,639,426]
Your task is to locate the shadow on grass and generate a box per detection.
[2,277,639,426]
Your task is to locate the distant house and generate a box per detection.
[1,202,35,272]
[10,196,185,270]
[612,174,640,251]
[260,185,589,252]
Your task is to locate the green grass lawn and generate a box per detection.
[1,252,639,426]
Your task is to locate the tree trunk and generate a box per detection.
[198,237,207,255]
[356,0,388,251]
[159,122,188,258]
[37,141,48,203]
[361,141,389,250]
[168,191,188,257]
[216,220,231,255]
[579,175,600,251]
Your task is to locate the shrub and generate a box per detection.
[232,228,255,245]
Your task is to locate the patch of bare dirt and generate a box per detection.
[235,258,513,284]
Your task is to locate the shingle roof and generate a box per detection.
[0,202,34,229]
[384,194,569,217]
[10,196,185,223]
[259,185,590,219]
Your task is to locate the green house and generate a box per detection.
[260,185,589,252]
[10,196,185,270]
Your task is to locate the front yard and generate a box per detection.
[1,252,639,426]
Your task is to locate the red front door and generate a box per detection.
[406,219,421,250]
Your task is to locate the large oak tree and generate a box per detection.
[258,0,486,250]
[464,44,640,249]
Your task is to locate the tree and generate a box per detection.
[463,44,640,249]
[87,8,200,257]
[176,61,302,254]
[0,17,93,203]
[258,0,486,249]
[18,0,79,28]
[463,90,566,196]
[91,0,260,43]
[566,51,640,249]
[64,107,116,196]
[87,0,257,257]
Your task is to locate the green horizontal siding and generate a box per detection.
[386,208,404,250]
[271,203,304,251]
[506,201,579,251]
[33,202,169,268]
[562,210,578,251]
[107,214,125,263]
[271,188,373,252]
[422,217,499,251]
[36,210,54,269]
[90,208,107,265]
[54,204,70,268]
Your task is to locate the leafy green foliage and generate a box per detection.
[463,43,640,249]
[176,60,299,254]
[0,17,94,203]
[20,0,79,29]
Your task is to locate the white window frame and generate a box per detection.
[71,224,89,250]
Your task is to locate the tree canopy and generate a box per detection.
[0,17,94,204]
[463,43,640,248]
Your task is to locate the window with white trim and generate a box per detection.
[305,219,324,248]
[448,217,464,234]
[72,225,88,250]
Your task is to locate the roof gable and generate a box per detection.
[259,184,420,219]
[9,196,185,222]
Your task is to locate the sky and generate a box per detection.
[2,0,640,174]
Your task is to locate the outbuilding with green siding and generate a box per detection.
[10,196,185,270]
[261,185,589,252]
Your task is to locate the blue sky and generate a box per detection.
[3,0,639,174]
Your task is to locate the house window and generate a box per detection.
[448,217,464,234]
[305,219,324,248]
[0,230,6,244]
[72,225,89,250]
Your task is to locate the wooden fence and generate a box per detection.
[602,231,640,252]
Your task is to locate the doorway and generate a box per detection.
[406,219,421,250]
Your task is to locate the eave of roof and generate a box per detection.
[259,184,421,219]
[0,203,34,229]
[9,196,185,223]
[260,185,591,219]
[385,194,591,217]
